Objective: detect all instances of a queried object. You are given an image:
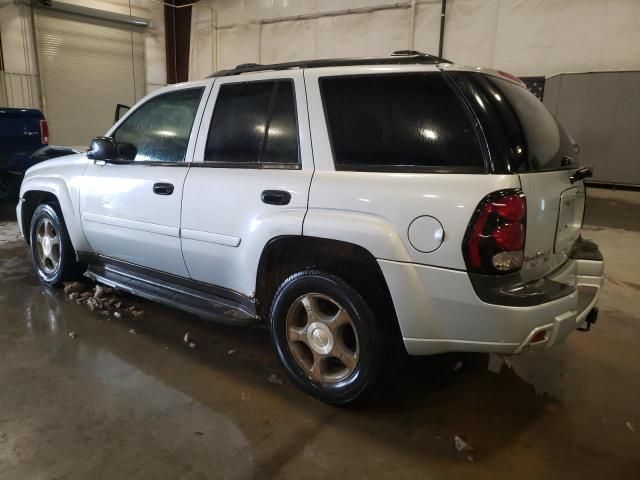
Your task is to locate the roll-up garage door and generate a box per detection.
[34,9,145,148]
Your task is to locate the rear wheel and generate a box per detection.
[270,270,387,405]
[29,203,83,286]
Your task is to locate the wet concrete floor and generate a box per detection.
[1,188,639,479]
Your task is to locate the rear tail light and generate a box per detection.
[40,119,49,145]
[463,190,526,274]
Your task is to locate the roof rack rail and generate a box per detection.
[209,51,451,78]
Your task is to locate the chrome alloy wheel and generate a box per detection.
[34,217,61,274]
[286,293,360,383]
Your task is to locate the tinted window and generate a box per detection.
[487,76,576,172]
[113,88,203,163]
[206,82,272,165]
[320,74,483,171]
[205,80,299,167]
[452,72,578,173]
[262,83,299,165]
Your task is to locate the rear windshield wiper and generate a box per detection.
[569,167,592,184]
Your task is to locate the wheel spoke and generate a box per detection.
[331,342,358,370]
[35,242,44,262]
[309,350,325,382]
[288,326,307,344]
[37,221,45,241]
[50,245,60,266]
[300,295,317,325]
[325,307,351,334]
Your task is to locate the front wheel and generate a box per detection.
[269,270,387,405]
[29,203,83,287]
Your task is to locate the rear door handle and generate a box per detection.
[261,190,291,205]
[153,182,174,195]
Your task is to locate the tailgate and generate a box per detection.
[0,108,44,156]
[519,170,585,280]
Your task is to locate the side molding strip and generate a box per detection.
[181,228,241,247]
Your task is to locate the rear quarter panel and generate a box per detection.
[305,171,521,268]
[303,65,521,268]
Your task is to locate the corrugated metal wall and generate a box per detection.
[34,9,146,148]
[544,72,640,186]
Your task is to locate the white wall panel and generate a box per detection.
[0,72,39,109]
[190,1,217,80]
[0,1,38,75]
[191,0,640,80]
[493,0,640,76]
[603,0,640,72]
[143,0,167,87]
[413,2,443,56]
[216,24,260,70]
[261,19,317,64]
[316,9,408,59]
[443,0,498,68]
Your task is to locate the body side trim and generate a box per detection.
[82,212,179,238]
[181,228,241,247]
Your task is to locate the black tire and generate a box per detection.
[270,270,387,405]
[29,203,83,287]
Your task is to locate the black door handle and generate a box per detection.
[569,167,592,184]
[261,190,291,205]
[153,182,174,195]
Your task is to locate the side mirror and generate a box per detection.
[87,136,130,164]
[114,104,130,123]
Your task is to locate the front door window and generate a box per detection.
[112,88,204,163]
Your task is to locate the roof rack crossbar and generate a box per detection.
[208,51,451,78]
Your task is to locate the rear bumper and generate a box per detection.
[379,238,604,356]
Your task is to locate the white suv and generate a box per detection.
[17,52,604,404]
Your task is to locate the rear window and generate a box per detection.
[320,73,484,172]
[453,72,578,173]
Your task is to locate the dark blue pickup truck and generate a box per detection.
[0,108,76,199]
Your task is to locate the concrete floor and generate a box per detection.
[0,188,639,480]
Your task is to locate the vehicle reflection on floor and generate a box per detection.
[0,193,639,480]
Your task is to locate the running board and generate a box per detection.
[84,259,258,326]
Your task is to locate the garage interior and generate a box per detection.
[1,0,639,478]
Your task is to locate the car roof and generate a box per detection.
[208,50,451,78]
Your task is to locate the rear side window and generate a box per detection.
[205,80,299,168]
[452,72,578,173]
[320,73,484,172]
[488,76,577,172]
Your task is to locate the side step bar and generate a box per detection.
[83,258,258,326]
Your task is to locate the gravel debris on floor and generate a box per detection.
[453,435,474,462]
[63,281,144,320]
